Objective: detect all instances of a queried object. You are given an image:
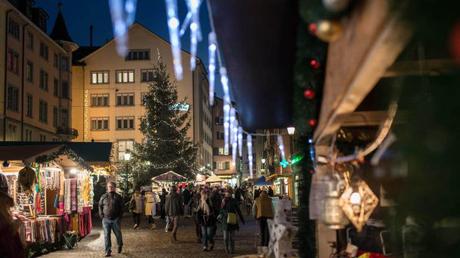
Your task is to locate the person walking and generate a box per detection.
[130,187,144,229]
[220,189,245,254]
[144,190,157,229]
[165,185,183,241]
[197,190,216,251]
[0,175,25,258]
[160,188,167,219]
[182,186,192,217]
[254,190,274,247]
[99,181,124,257]
[191,188,202,243]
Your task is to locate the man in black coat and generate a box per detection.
[99,181,124,257]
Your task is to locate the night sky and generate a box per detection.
[39,0,220,94]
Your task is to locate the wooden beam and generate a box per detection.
[336,111,407,127]
[383,59,459,77]
[314,0,411,146]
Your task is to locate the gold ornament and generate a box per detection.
[339,180,378,232]
[316,20,343,42]
[322,0,351,13]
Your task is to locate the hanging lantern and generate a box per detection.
[322,174,349,229]
[339,180,379,232]
[316,20,343,42]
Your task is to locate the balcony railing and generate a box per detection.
[56,127,79,139]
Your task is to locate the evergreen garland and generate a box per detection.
[293,1,328,258]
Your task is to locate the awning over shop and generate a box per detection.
[152,171,186,182]
[208,0,298,130]
[0,144,62,161]
[255,176,273,186]
[205,175,223,183]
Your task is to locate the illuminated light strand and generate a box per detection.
[186,0,203,70]
[220,67,231,153]
[165,0,183,80]
[238,126,243,157]
[277,135,286,161]
[109,0,137,57]
[208,32,217,105]
[232,119,239,164]
[247,134,253,178]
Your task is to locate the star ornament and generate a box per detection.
[339,180,379,232]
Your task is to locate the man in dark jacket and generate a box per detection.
[99,181,124,257]
[165,185,183,241]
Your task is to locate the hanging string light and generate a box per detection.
[238,126,243,157]
[165,0,183,80]
[185,0,203,70]
[247,134,253,178]
[220,67,231,153]
[108,0,138,57]
[208,32,217,105]
[277,135,286,164]
[232,119,239,164]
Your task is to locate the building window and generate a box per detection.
[7,49,19,74]
[53,106,58,127]
[25,129,32,141]
[61,56,69,71]
[126,49,150,61]
[118,139,134,161]
[116,116,135,130]
[39,70,48,91]
[39,134,46,142]
[54,78,59,96]
[7,85,19,112]
[61,109,69,128]
[91,117,109,131]
[116,93,134,106]
[39,42,48,60]
[8,18,20,39]
[26,61,33,82]
[39,100,48,123]
[116,70,135,83]
[216,131,224,140]
[61,81,69,99]
[53,54,59,68]
[90,71,109,84]
[91,94,109,107]
[217,162,230,170]
[26,94,33,118]
[141,92,148,105]
[215,116,223,125]
[26,31,34,50]
[141,69,155,82]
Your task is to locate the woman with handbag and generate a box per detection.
[197,190,216,251]
[219,189,245,254]
[130,188,144,229]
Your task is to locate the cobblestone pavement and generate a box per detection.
[40,215,258,258]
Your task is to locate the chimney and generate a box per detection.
[89,25,93,47]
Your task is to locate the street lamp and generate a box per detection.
[287,126,295,135]
[261,158,266,164]
[124,153,131,161]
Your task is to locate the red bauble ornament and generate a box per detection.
[308,119,317,127]
[308,23,317,34]
[304,89,315,100]
[450,21,460,63]
[309,59,320,69]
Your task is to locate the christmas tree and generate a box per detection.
[131,59,197,185]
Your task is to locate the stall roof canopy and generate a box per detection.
[209,0,298,130]
[152,171,186,181]
[0,144,61,161]
[0,142,112,162]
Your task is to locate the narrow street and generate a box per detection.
[41,215,258,258]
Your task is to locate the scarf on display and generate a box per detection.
[64,179,71,213]
[71,179,77,212]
